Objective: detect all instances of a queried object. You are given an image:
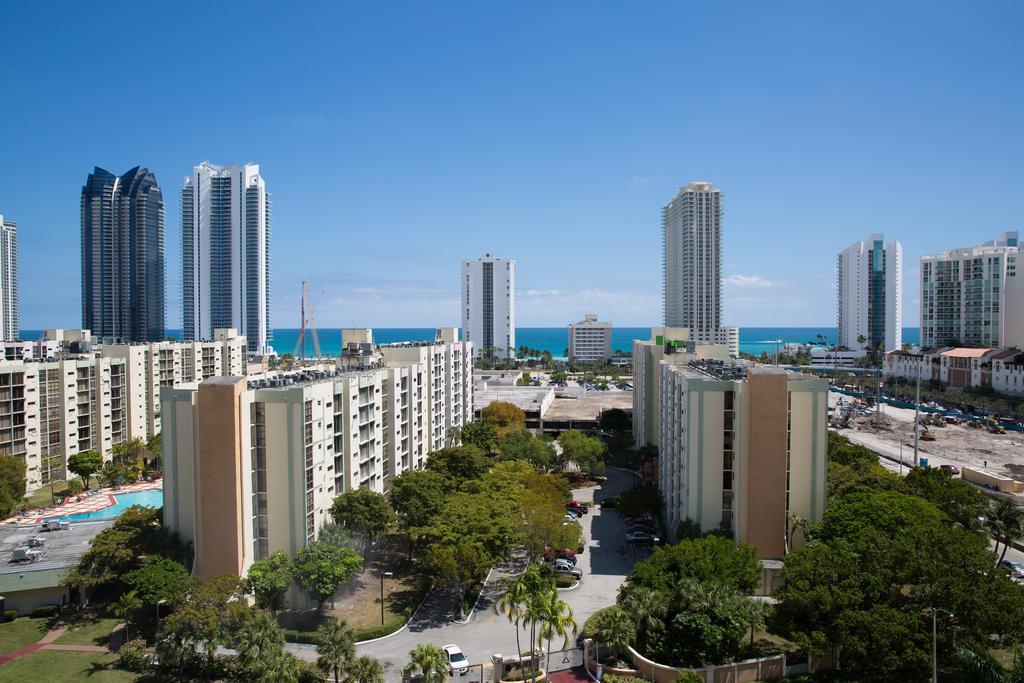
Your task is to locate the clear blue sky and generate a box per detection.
[1,1,1021,331]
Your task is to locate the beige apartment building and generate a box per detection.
[163,329,473,591]
[102,328,246,441]
[659,362,828,558]
[632,327,732,449]
[569,314,613,362]
[0,356,128,490]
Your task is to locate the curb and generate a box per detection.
[556,580,581,592]
[453,555,530,625]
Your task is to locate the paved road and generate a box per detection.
[322,467,637,681]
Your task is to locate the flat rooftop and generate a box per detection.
[543,389,633,421]
[475,386,552,413]
[0,519,113,576]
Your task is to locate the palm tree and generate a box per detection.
[236,611,285,677]
[316,620,355,683]
[112,589,142,641]
[621,587,664,655]
[987,498,1024,568]
[494,576,530,669]
[259,649,301,683]
[594,606,635,656]
[346,655,385,683]
[536,590,577,677]
[404,643,449,683]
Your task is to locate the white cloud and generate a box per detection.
[630,176,650,188]
[724,274,780,289]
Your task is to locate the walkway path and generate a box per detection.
[0,624,67,665]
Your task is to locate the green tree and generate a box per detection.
[424,445,489,482]
[159,574,251,675]
[988,497,1024,569]
[389,468,447,532]
[599,408,631,434]
[315,620,355,683]
[456,421,499,453]
[64,505,191,590]
[0,454,25,519]
[495,574,532,669]
[329,487,395,548]
[537,590,577,676]
[905,466,986,531]
[654,578,762,667]
[499,430,556,471]
[621,586,666,655]
[112,589,142,640]
[404,643,449,683]
[423,542,491,618]
[292,541,363,611]
[243,551,294,613]
[480,401,526,437]
[67,451,103,490]
[622,536,762,595]
[557,430,605,474]
[346,655,385,683]
[123,555,190,607]
[593,605,636,653]
[235,609,286,679]
[146,432,162,460]
[318,522,355,549]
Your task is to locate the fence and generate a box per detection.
[403,646,584,683]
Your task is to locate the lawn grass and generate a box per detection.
[0,617,49,653]
[0,651,136,682]
[55,616,119,646]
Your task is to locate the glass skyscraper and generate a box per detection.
[182,162,271,354]
[80,166,165,342]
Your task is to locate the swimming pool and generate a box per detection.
[51,489,164,522]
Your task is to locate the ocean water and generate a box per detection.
[23,326,921,358]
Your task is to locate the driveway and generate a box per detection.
[322,466,638,681]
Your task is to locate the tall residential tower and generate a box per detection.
[663,183,721,342]
[182,162,271,354]
[461,253,515,359]
[81,167,165,342]
[0,215,18,341]
[836,234,903,352]
[920,232,1019,348]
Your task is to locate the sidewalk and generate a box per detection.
[0,624,67,665]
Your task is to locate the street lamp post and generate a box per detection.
[932,607,953,683]
[914,359,922,467]
[156,598,167,637]
[380,571,393,625]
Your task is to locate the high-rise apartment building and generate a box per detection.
[659,363,828,558]
[461,253,515,359]
[81,167,165,343]
[836,234,903,352]
[182,162,271,354]
[0,215,19,341]
[663,183,722,342]
[162,329,473,592]
[0,331,248,492]
[920,232,1019,348]
[568,314,612,363]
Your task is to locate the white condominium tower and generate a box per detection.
[663,183,722,344]
[461,253,515,359]
[182,162,271,354]
[568,314,612,362]
[921,232,1019,349]
[0,215,18,341]
[836,234,903,352]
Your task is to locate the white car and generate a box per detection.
[625,530,654,543]
[444,644,469,676]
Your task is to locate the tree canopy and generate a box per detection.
[67,451,103,490]
[242,551,294,613]
[292,541,363,609]
[557,429,605,474]
[480,401,526,437]
[329,487,395,546]
[123,555,191,607]
[0,454,26,519]
[456,421,499,453]
[621,536,762,596]
[424,445,489,482]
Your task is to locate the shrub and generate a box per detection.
[1,609,16,622]
[351,617,406,641]
[31,604,57,618]
[555,574,576,588]
[66,478,85,495]
[582,606,617,639]
[117,638,150,673]
[282,629,319,645]
[676,673,704,683]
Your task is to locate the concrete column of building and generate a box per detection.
[195,377,248,578]
[744,368,789,558]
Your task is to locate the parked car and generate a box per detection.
[567,502,588,515]
[625,530,655,543]
[626,520,655,531]
[939,464,961,476]
[544,546,577,562]
[554,562,583,580]
[564,512,579,522]
[1001,560,1024,579]
[444,644,469,676]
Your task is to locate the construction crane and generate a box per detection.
[293,280,322,362]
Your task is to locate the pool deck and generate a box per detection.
[6,480,163,526]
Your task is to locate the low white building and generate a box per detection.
[884,347,1024,396]
[809,348,867,367]
[569,314,613,362]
